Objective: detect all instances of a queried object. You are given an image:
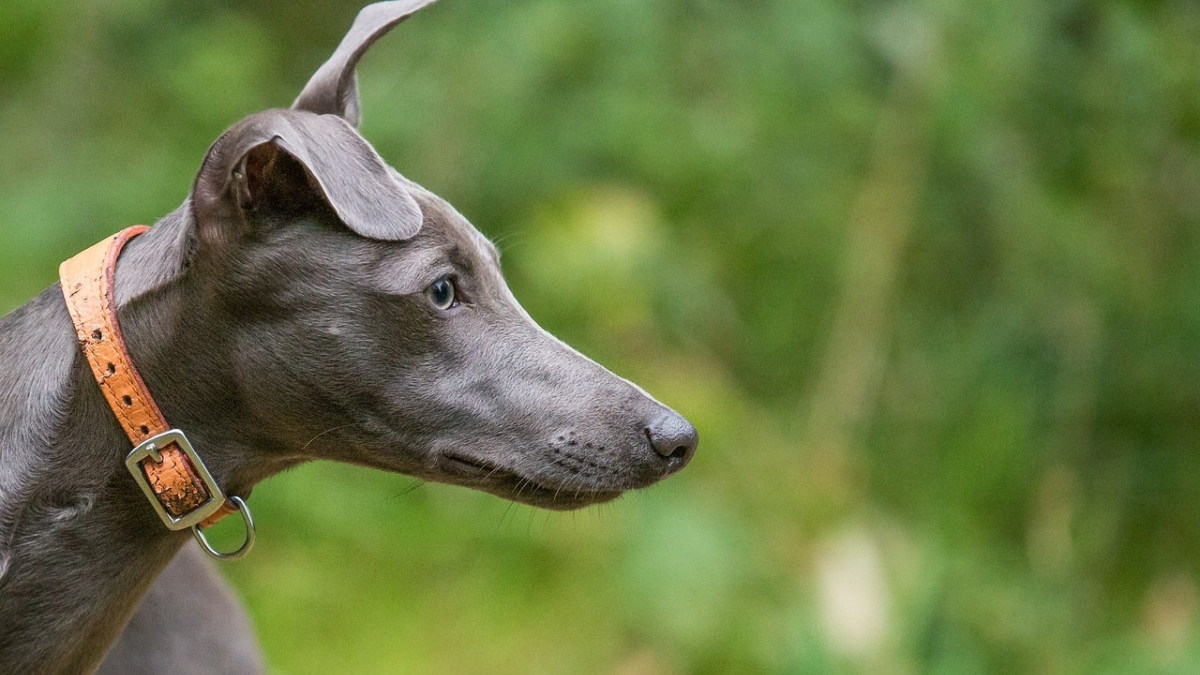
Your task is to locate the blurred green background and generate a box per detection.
[3,0,1199,673]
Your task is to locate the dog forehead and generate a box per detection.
[394,172,500,264]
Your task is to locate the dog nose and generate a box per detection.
[646,412,698,472]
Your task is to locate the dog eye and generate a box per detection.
[425,277,458,310]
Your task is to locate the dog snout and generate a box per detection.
[645,411,698,474]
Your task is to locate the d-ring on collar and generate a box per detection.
[59,226,254,560]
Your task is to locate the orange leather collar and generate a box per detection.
[59,226,237,531]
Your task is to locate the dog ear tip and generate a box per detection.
[292,0,439,124]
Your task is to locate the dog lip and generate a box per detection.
[494,472,625,510]
[438,453,623,509]
[441,453,508,479]
[510,483,624,511]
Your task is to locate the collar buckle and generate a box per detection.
[125,429,225,531]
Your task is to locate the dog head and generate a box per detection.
[163,0,695,510]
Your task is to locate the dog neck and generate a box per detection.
[0,205,295,675]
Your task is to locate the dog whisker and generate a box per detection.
[497,500,518,531]
[393,479,426,499]
[300,423,354,453]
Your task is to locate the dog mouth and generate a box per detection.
[439,453,622,510]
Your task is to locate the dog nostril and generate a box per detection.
[645,412,698,472]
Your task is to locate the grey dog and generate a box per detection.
[0,1,698,673]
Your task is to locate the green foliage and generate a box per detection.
[2,0,1199,672]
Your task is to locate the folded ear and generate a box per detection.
[292,0,442,127]
[191,109,423,243]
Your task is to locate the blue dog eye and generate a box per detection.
[426,277,457,310]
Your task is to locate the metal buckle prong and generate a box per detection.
[125,429,225,531]
[142,442,163,463]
